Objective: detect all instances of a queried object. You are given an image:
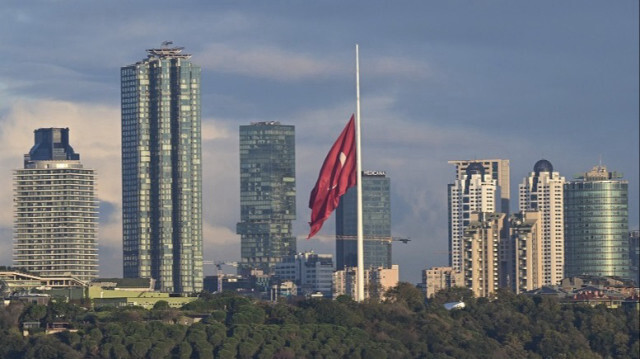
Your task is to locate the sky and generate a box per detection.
[0,1,637,285]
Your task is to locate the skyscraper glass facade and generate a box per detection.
[237,122,296,273]
[336,171,392,270]
[564,165,631,279]
[121,46,203,293]
[14,128,98,281]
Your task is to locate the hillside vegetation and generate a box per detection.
[0,284,638,359]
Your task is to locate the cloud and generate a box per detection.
[367,56,430,79]
[198,43,432,82]
[199,43,343,81]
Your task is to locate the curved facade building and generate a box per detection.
[564,165,631,279]
[14,128,98,281]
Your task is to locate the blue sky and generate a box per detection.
[0,1,637,284]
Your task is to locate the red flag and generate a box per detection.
[308,115,357,239]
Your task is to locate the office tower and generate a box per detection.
[564,164,631,279]
[462,212,506,298]
[336,170,391,270]
[448,163,499,271]
[121,45,203,293]
[422,266,464,298]
[518,159,566,285]
[629,231,639,285]
[448,159,510,213]
[275,252,333,297]
[510,211,544,293]
[237,122,296,273]
[14,128,97,281]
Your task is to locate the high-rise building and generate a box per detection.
[275,251,333,298]
[510,211,544,293]
[629,231,639,285]
[14,128,98,281]
[237,122,296,273]
[518,159,566,285]
[448,159,510,213]
[335,170,391,270]
[121,45,203,293]
[564,164,631,279]
[462,212,506,298]
[448,163,499,272]
[422,266,464,298]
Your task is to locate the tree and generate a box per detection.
[384,282,425,311]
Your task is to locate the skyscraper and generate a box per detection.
[564,164,631,279]
[121,45,203,293]
[518,159,566,285]
[336,170,392,270]
[448,163,499,272]
[237,122,296,273]
[14,128,98,281]
[448,159,510,213]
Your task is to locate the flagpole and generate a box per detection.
[355,44,365,302]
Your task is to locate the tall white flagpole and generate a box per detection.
[355,44,365,302]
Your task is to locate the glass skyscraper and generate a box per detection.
[14,128,98,281]
[121,45,203,293]
[336,171,392,270]
[237,122,296,274]
[564,164,631,279]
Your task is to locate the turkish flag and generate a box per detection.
[308,115,357,239]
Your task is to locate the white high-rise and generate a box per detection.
[448,163,499,271]
[518,159,566,285]
[14,128,98,281]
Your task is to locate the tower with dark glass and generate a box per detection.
[14,128,98,281]
[336,171,391,270]
[121,45,203,293]
[237,122,296,273]
[564,164,631,279]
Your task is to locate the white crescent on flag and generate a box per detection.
[339,152,347,167]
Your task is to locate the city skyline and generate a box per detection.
[0,2,637,284]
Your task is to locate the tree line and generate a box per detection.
[0,283,638,358]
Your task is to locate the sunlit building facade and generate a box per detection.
[448,163,499,272]
[121,45,203,293]
[462,212,506,298]
[14,128,98,281]
[510,211,544,294]
[518,159,566,285]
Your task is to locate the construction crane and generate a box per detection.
[330,235,411,244]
